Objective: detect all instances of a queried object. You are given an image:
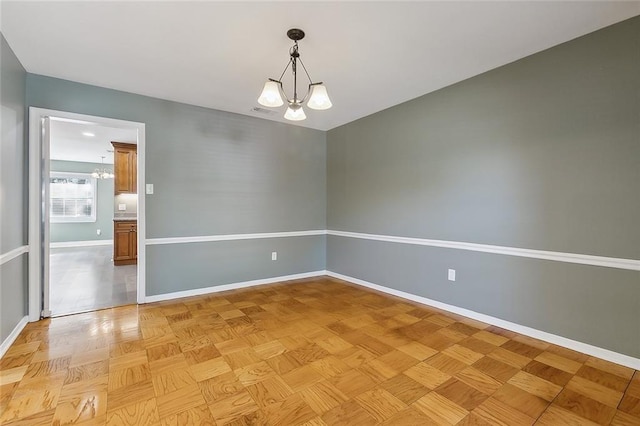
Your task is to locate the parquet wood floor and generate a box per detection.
[1,276,638,425]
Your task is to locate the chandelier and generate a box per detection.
[91,156,114,179]
[258,28,332,121]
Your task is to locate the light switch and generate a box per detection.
[146,184,154,194]
[118,204,126,211]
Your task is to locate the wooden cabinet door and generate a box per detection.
[114,148,132,193]
[114,224,132,261]
[114,221,137,265]
[131,150,138,193]
[112,142,137,194]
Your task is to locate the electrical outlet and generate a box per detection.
[118,204,126,211]
[146,184,154,194]
[96,229,101,235]
[448,269,456,282]
[271,252,277,261]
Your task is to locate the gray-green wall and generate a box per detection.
[327,17,640,357]
[50,160,115,243]
[27,75,327,296]
[11,17,639,360]
[0,33,28,343]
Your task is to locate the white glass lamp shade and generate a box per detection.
[307,84,332,110]
[258,81,284,107]
[284,105,307,121]
[91,171,100,178]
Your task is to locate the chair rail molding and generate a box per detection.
[0,245,29,267]
[327,230,640,271]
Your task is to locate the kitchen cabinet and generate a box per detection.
[114,220,137,265]
[112,142,137,194]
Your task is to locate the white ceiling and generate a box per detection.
[50,119,137,164]
[2,2,639,131]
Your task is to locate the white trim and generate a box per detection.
[146,230,326,245]
[146,229,638,271]
[144,270,326,303]
[136,124,146,304]
[0,316,28,359]
[28,112,41,321]
[29,108,147,320]
[42,117,51,317]
[50,240,112,249]
[326,271,640,370]
[0,246,29,266]
[328,230,640,271]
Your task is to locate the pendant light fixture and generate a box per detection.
[91,155,114,179]
[258,28,332,121]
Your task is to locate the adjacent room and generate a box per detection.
[48,119,139,316]
[1,2,638,425]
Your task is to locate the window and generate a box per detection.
[50,172,97,223]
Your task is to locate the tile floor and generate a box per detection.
[49,245,137,316]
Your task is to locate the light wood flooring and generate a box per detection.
[1,277,638,425]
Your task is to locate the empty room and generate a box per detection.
[1,2,638,425]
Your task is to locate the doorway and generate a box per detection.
[48,119,138,316]
[28,108,146,320]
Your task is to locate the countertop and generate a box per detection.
[113,216,137,221]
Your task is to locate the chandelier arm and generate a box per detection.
[297,57,314,85]
[296,57,316,103]
[278,58,293,83]
[301,83,313,103]
[276,58,294,102]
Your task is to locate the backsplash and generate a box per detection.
[114,193,138,216]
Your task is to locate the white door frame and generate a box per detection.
[28,107,147,321]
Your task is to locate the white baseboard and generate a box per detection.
[326,271,640,370]
[0,316,29,358]
[144,270,327,303]
[50,240,113,249]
